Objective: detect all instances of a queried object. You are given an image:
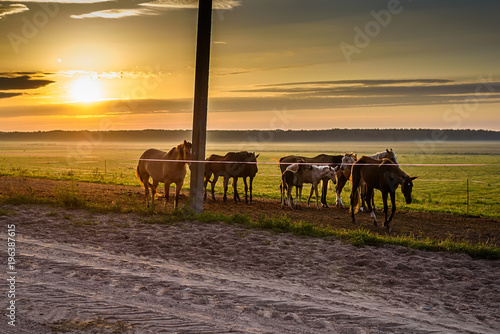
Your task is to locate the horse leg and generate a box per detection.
[287,185,294,210]
[243,177,249,204]
[296,185,303,210]
[151,180,159,210]
[307,185,314,208]
[386,191,396,232]
[366,187,377,226]
[335,176,347,208]
[382,190,390,230]
[315,183,321,210]
[321,179,329,208]
[211,175,219,201]
[204,172,210,200]
[143,177,151,208]
[174,182,181,210]
[249,176,254,204]
[164,182,170,209]
[223,176,229,203]
[233,177,240,203]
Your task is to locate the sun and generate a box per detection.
[70,78,102,103]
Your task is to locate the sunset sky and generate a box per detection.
[0,0,499,131]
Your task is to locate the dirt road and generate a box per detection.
[1,204,499,333]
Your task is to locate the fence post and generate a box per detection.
[104,160,107,182]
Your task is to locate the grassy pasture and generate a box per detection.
[0,140,499,218]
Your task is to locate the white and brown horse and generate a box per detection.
[279,154,343,207]
[136,140,192,210]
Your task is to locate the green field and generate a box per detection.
[0,141,499,218]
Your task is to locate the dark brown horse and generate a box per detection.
[204,151,259,204]
[350,156,417,231]
[136,140,192,210]
[279,154,343,207]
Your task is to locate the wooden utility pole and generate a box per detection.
[190,0,213,213]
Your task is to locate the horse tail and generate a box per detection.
[349,164,361,214]
[136,164,145,189]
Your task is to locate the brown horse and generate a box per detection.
[279,154,343,207]
[338,152,372,211]
[204,151,259,204]
[350,156,417,231]
[136,140,192,210]
[337,149,399,209]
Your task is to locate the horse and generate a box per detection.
[337,153,371,212]
[303,165,338,209]
[238,152,259,204]
[279,154,343,207]
[370,148,399,165]
[336,149,399,208]
[204,151,259,204]
[281,161,311,210]
[335,152,357,208]
[136,140,192,210]
[350,156,417,232]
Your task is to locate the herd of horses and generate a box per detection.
[136,140,417,231]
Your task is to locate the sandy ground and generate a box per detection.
[0,204,499,333]
[0,177,499,333]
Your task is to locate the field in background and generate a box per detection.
[0,141,499,218]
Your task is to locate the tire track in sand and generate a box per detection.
[11,236,496,334]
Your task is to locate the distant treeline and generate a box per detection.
[0,129,499,142]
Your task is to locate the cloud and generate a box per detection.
[0,3,28,19]
[0,74,55,90]
[0,92,22,99]
[231,79,500,100]
[71,8,159,19]
[0,0,112,3]
[140,0,242,10]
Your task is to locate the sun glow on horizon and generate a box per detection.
[70,78,102,103]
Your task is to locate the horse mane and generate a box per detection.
[166,142,187,160]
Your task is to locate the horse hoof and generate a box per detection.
[322,204,330,208]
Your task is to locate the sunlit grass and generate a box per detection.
[0,141,499,217]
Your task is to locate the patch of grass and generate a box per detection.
[141,208,500,260]
[0,186,50,206]
[54,184,87,209]
[71,218,98,227]
[0,208,16,216]
[48,317,132,333]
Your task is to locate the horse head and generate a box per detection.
[340,152,357,171]
[386,148,399,165]
[326,166,338,185]
[181,140,193,163]
[401,175,418,204]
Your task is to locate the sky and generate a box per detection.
[0,0,499,131]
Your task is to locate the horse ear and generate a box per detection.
[411,176,418,180]
[256,153,260,158]
[183,140,187,144]
[386,149,390,153]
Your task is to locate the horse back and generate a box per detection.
[139,148,186,184]
[279,154,342,173]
